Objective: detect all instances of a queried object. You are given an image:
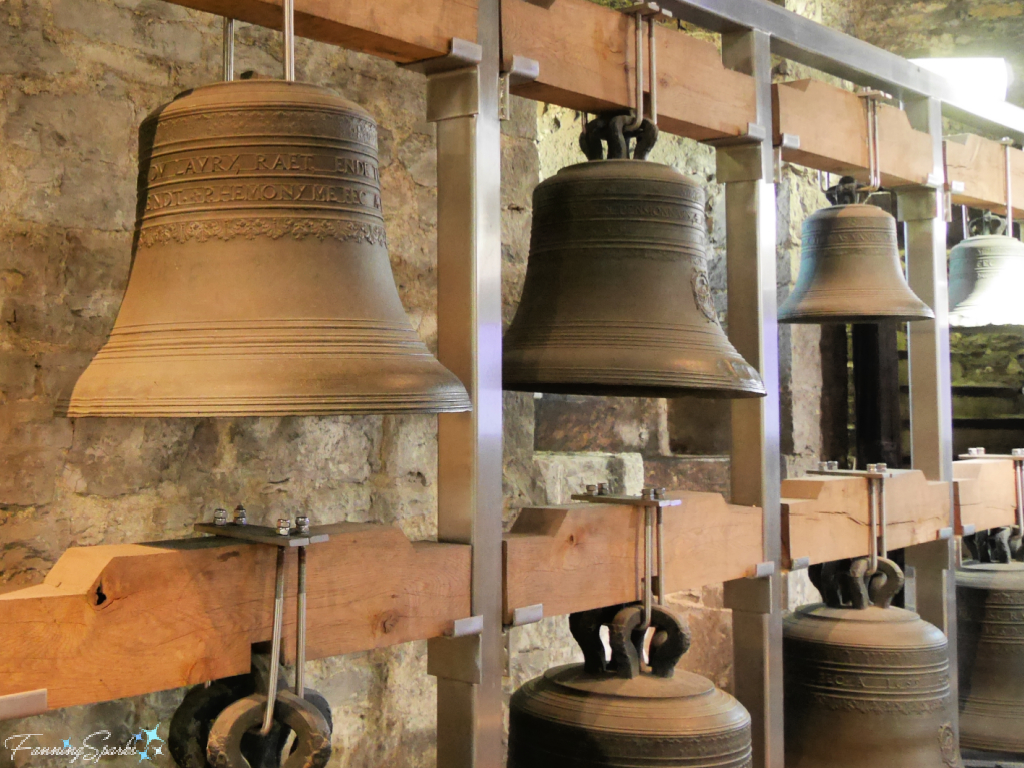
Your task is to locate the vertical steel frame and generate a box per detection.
[427,0,505,764]
[898,96,959,737]
[717,29,785,768]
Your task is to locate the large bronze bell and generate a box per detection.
[948,221,1024,328]
[785,558,960,768]
[957,528,1024,754]
[778,204,935,323]
[503,115,765,398]
[62,79,470,417]
[508,603,752,768]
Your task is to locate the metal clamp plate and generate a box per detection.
[510,604,544,627]
[194,523,330,548]
[570,493,682,508]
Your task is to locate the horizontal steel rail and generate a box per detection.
[661,0,1024,143]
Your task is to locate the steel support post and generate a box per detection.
[717,29,784,768]
[427,0,504,763]
[897,96,959,740]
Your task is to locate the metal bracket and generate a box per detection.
[938,527,954,541]
[789,556,810,571]
[619,1,673,21]
[772,133,800,184]
[194,521,330,547]
[510,603,544,627]
[748,561,775,579]
[499,55,540,121]
[427,634,482,684]
[0,689,47,721]
[705,122,768,148]
[446,614,485,638]
[570,492,681,508]
[401,38,482,75]
[962,524,977,537]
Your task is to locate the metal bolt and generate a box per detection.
[641,487,656,500]
[876,463,887,472]
[818,461,829,471]
[654,487,666,500]
[597,482,609,495]
[585,484,598,495]
[214,508,228,526]
[828,461,839,470]
[296,516,310,534]
[277,518,292,536]
[1014,449,1024,458]
[234,505,248,525]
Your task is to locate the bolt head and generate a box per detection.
[597,482,609,495]
[828,461,839,470]
[296,516,310,534]
[1014,448,1024,458]
[214,508,228,526]
[654,487,666,500]
[234,505,248,525]
[276,518,292,536]
[876,463,887,471]
[818,461,829,471]
[585,484,598,495]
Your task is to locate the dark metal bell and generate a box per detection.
[503,116,765,399]
[957,553,1024,753]
[785,558,960,768]
[778,204,935,323]
[508,604,752,768]
[62,79,470,417]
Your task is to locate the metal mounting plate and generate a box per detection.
[570,493,682,508]
[194,522,330,548]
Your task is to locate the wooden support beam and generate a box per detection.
[953,458,1018,535]
[0,524,470,711]
[502,0,757,141]
[773,79,934,187]
[502,490,763,624]
[781,470,951,568]
[161,0,475,63]
[945,134,1024,218]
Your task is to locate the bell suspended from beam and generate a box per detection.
[508,603,752,768]
[61,78,470,417]
[778,203,935,324]
[949,213,1024,329]
[502,114,765,398]
[784,558,958,768]
[958,526,1024,754]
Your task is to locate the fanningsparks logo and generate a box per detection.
[4,724,165,763]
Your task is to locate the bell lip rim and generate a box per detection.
[778,311,936,324]
[500,382,767,399]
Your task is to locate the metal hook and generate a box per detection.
[222,18,234,82]
[859,90,883,196]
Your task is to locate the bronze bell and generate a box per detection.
[508,603,752,768]
[503,115,765,398]
[957,527,1024,754]
[785,558,960,768]
[949,229,1024,329]
[778,204,935,323]
[61,79,470,417]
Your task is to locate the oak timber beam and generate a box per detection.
[773,79,935,187]
[953,458,1018,535]
[501,0,757,141]
[161,0,476,63]
[945,134,1024,218]
[781,470,951,568]
[0,524,470,711]
[503,490,764,624]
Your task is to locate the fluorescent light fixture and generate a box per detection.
[911,57,1013,103]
